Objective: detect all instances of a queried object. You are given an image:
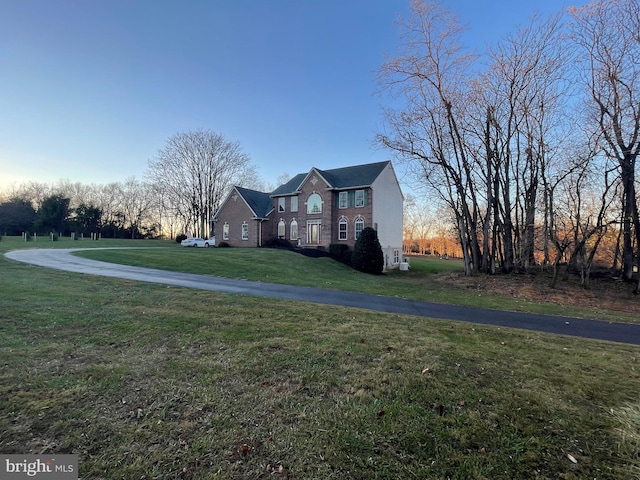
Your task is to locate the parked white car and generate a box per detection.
[181,237,213,248]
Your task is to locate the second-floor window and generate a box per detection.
[278,197,285,212]
[339,192,348,209]
[307,193,322,214]
[338,190,368,208]
[291,196,298,212]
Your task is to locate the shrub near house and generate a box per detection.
[351,227,384,274]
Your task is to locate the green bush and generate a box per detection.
[329,243,348,257]
[351,227,384,274]
[264,237,293,249]
[329,243,352,265]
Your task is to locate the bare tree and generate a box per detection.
[547,152,620,288]
[12,181,55,210]
[377,0,480,274]
[569,0,640,290]
[93,182,121,237]
[569,164,620,287]
[118,177,154,239]
[403,193,437,255]
[147,130,257,238]
[147,181,175,240]
[53,180,95,210]
[378,1,570,276]
[476,11,568,272]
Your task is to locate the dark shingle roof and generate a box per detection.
[270,173,307,196]
[271,161,390,195]
[235,186,273,218]
[317,161,389,189]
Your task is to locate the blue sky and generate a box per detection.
[0,0,576,191]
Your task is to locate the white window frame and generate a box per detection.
[241,222,249,240]
[307,193,322,214]
[355,189,365,208]
[290,219,298,241]
[290,196,298,212]
[393,249,400,264]
[338,216,348,240]
[278,197,285,212]
[278,219,286,238]
[339,191,348,209]
[355,216,364,240]
[223,222,229,240]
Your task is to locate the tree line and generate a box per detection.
[0,130,261,240]
[379,0,640,292]
[0,178,162,239]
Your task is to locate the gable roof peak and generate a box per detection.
[225,185,273,219]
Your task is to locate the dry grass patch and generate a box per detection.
[441,268,640,317]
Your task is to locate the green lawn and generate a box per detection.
[1,237,639,479]
[74,241,638,323]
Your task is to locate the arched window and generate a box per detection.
[278,219,286,238]
[355,216,364,240]
[338,216,348,241]
[307,193,322,214]
[290,219,298,241]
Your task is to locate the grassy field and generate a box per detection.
[75,240,640,323]
[1,237,640,479]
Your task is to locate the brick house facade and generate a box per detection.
[212,161,404,268]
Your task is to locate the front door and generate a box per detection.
[307,220,321,244]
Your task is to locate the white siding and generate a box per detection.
[371,162,404,267]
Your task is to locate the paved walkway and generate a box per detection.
[5,248,640,346]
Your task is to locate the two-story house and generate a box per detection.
[212,160,404,268]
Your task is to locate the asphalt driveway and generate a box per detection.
[5,248,640,346]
